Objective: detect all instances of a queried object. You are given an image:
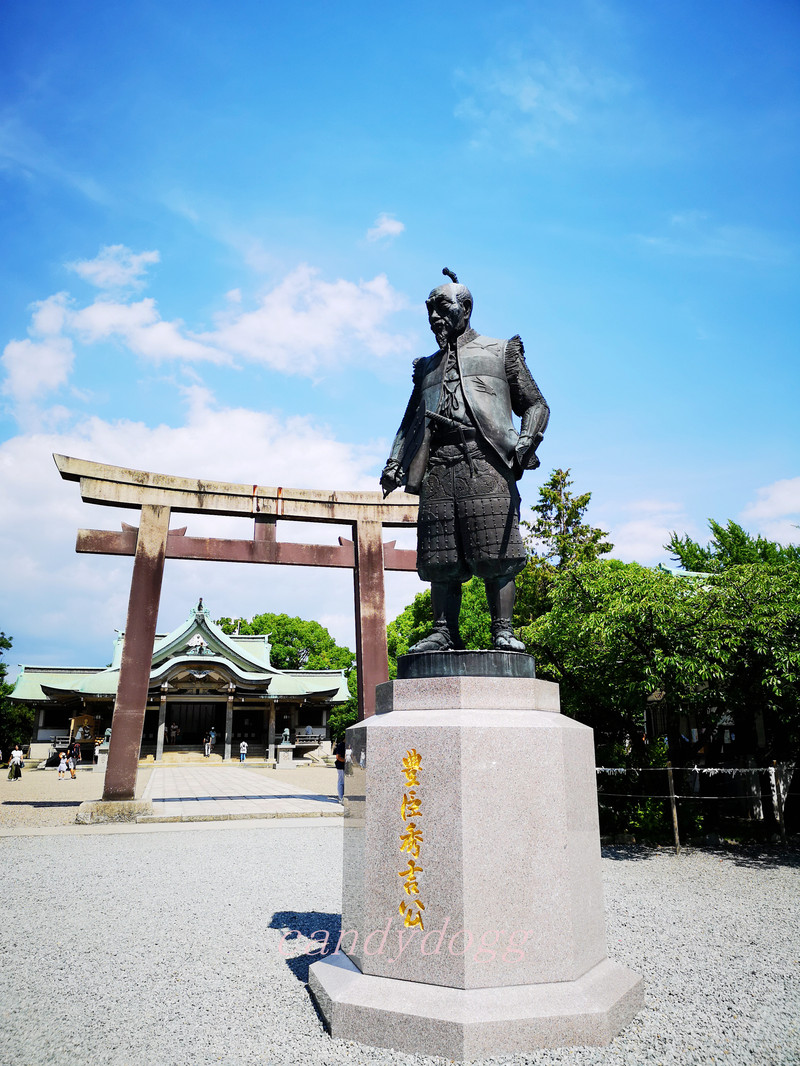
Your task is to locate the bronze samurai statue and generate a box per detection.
[381,269,549,653]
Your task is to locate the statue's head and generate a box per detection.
[426,268,472,349]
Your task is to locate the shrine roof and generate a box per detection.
[12,603,349,705]
[11,667,108,702]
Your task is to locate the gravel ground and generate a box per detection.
[0,823,797,1066]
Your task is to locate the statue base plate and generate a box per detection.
[397,650,535,679]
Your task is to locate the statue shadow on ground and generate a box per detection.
[268,910,342,984]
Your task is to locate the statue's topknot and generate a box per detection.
[427,267,472,316]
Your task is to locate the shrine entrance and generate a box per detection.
[159,701,219,746]
[54,454,418,802]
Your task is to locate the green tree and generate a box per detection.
[216,613,354,673]
[667,519,800,572]
[386,577,492,672]
[328,668,359,739]
[0,632,35,755]
[521,557,800,838]
[522,561,714,751]
[522,558,800,763]
[523,468,613,568]
[386,470,612,651]
[515,468,613,629]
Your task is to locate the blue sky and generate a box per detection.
[1,0,798,678]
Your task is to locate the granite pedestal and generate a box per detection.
[308,670,643,1058]
[276,743,295,768]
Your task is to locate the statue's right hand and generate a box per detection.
[380,462,402,497]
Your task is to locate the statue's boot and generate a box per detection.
[408,623,454,653]
[486,576,525,652]
[491,619,526,652]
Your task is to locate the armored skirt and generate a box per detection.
[416,438,527,584]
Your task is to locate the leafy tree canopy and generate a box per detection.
[514,468,614,630]
[387,469,612,654]
[386,577,492,672]
[522,558,800,761]
[216,613,354,673]
[522,468,613,568]
[667,519,800,572]
[328,705,358,741]
[0,632,35,753]
[0,631,10,686]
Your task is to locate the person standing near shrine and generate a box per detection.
[239,739,248,763]
[8,745,23,781]
[57,751,67,781]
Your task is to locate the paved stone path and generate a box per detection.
[140,764,343,821]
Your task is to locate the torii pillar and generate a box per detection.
[54,455,419,802]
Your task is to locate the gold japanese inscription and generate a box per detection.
[398,748,425,928]
[401,747,422,786]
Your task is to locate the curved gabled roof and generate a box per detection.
[150,603,273,672]
[13,602,349,705]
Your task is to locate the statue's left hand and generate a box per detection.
[514,435,540,472]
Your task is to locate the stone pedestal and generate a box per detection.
[276,744,294,768]
[309,673,643,1058]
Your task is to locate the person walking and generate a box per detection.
[8,745,23,782]
[203,733,211,758]
[239,740,248,763]
[334,739,346,802]
[57,751,67,780]
[68,754,77,780]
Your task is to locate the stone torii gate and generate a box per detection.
[54,455,418,801]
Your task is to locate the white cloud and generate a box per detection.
[2,294,75,404]
[608,499,688,565]
[1,335,75,403]
[70,298,225,364]
[366,214,405,243]
[740,477,800,544]
[205,265,411,374]
[0,255,414,424]
[67,245,160,289]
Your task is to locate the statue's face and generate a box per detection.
[426,289,470,348]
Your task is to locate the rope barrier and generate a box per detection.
[593,762,794,852]
[596,766,795,774]
[597,792,799,801]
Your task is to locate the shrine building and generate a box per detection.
[14,601,349,762]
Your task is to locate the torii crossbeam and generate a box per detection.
[54,455,418,800]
